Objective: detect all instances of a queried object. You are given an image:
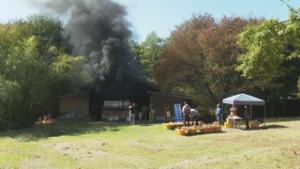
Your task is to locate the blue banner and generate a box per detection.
[173,103,183,122]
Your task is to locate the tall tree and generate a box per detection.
[154,13,259,105]
[0,16,86,130]
[27,14,73,55]
[131,31,163,82]
[236,1,300,96]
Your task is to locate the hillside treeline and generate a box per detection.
[1,9,300,130]
[132,13,300,121]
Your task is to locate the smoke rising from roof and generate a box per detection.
[31,0,141,97]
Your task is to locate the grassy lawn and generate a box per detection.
[0,117,300,169]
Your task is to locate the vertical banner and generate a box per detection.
[173,103,183,122]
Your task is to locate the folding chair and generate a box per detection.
[233,120,241,128]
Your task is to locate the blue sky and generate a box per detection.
[0,0,299,43]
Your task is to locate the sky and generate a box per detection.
[0,0,299,43]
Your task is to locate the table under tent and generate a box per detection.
[222,93,266,126]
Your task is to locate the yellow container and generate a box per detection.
[224,122,233,128]
[175,129,186,136]
[163,124,173,129]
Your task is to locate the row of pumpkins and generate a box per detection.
[162,121,222,136]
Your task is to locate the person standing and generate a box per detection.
[182,101,191,126]
[190,108,199,126]
[141,104,148,121]
[216,103,222,125]
[148,101,156,123]
[244,105,250,130]
[129,102,136,125]
[138,104,143,121]
[230,104,237,116]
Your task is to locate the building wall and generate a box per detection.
[59,94,89,117]
[150,94,193,120]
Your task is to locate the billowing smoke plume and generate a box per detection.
[31,0,141,98]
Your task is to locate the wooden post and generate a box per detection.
[250,105,252,120]
[264,104,266,120]
[164,104,171,123]
[164,104,166,123]
[43,124,46,137]
[220,102,224,125]
[35,124,39,136]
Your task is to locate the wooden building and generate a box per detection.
[56,75,192,121]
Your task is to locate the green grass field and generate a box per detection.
[0,117,300,169]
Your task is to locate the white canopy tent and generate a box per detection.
[222,93,266,122]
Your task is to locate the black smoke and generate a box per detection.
[31,0,141,98]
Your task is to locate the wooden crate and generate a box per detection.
[175,129,186,136]
[214,126,222,132]
[206,127,213,133]
[175,124,184,128]
[200,128,209,133]
[187,129,197,135]
[249,122,259,129]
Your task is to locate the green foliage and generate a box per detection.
[131,31,163,82]
[236,2,300,96]
[0,15,87,130]
[27,14,73,54]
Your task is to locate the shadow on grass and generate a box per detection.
[231,124,288,131]
[0,118,296,141]
[177,131,227,137]
[0,118,144,141]
[263,124,288,129]
[122,120,167,127]
[265,116,300,122]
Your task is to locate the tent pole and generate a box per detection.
[222,103,224,125]
[264,104,266,120]
[250,105,252,120]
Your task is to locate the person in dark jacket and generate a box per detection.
[129,102,136,125]
[244,105,250,130]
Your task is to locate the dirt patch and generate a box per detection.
[0,148,17,152]
[161,148,272,169]
[159,156,212,169]
[16,137,30,142]
[128,138,164,151]
[56,142,81,151]
[41,141,56,148]
[47,140,111,159]
[84,139,108,146]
